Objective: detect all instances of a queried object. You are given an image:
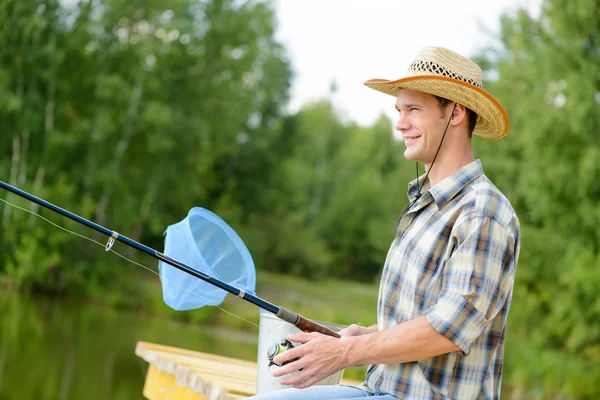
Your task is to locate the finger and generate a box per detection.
[338,325,357,337]
[279,366,314,386]
[272,345,303,365]
[294,377,318,389]
[286,332,316,343]
[288,371,320,389]
[271,358,306,377]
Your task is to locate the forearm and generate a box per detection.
[342,316,461,366]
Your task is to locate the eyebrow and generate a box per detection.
[395,103,421,111]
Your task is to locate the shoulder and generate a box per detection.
[456,175,520,237]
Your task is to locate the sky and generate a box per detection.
[274,0,541,127]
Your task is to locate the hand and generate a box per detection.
[270,332,349,389]
[338,324,376,337]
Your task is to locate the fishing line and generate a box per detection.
[0,196,259,329]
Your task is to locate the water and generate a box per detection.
[0,291,260,400]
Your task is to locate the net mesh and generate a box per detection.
[158,207,256,310]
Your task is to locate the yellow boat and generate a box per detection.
[136,341,361,400]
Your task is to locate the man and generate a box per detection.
[248,46,520,400]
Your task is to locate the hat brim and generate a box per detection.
[364,76,509,139]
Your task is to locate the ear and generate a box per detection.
[449,103,467,127]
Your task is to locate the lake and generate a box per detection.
[0,291,261,400]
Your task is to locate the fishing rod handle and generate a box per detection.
[277,307,341,338]
[296,315,341,338]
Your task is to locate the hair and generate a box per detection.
[434,95,477,138]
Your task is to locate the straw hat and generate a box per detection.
[364,46,509,139]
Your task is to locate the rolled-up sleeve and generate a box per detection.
[424,215,517,355]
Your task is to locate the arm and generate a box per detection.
[273,318,457,387]
[274,216,518,388]
[342,316,460,366]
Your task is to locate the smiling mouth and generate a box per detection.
[404,135,421,140]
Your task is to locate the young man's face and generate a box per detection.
[394,89,451,166]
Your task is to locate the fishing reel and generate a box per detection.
[267,339,300,368]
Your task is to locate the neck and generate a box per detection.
[424,139,474,187]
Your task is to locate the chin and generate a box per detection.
[404,149,420,162]
[404,149,430,164]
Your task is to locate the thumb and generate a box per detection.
[286,331,317,344]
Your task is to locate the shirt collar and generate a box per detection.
[407,160,484,210]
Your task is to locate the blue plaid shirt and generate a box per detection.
[364,160,520,399]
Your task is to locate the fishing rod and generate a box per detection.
[0,180,340,338]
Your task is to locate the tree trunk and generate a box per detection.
[131,181,159,244]
[18,127,29,187]
[95,77,144,229]
[83,105,104,194]
[2,72,26,229]
[29,33,56,225]
[2,135,20,229]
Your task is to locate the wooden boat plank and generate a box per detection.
[137,341,363,400]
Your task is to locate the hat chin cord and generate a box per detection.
[412,103,457,204]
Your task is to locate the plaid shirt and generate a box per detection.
[364,160,520,400]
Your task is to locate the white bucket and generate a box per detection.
[256,309,346,394]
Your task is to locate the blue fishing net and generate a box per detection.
[158,207,256,311]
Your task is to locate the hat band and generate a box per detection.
[408,60,482,88]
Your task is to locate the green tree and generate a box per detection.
[475,0,600,397]
[0,0,292,293]
[241,99,413,281]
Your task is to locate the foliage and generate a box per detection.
[473,0,600,397]
[0,0,598,397]
[0,0,292,290]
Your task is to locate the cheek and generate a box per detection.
[417,123,430,143]
[414,116,429,136]
[418,120,439,145]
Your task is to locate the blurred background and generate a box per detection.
[0,0,598,399]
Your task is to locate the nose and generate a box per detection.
[394,112,410,132]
